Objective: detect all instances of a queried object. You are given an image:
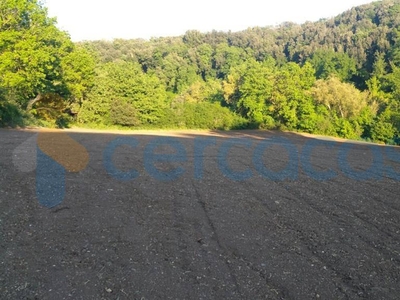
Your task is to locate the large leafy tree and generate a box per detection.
[224,58,276,126]
[0,0,70,107]
[311,76,369,119]
[79,61,168,126]
[0,0,94,119]
[269,62,316,130]
[61,45,96,104]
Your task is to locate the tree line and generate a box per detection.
[1,0,400,144]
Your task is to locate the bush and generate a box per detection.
[55,114,73,128]
[260,115,276,130]
[171,102,248,130]
[335,118,359,140]
[370,120,396,144]
[0,101,26,127]
[110,99,140,126]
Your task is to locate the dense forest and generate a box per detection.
[1,0,400,144]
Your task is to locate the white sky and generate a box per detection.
[44,0,376,41]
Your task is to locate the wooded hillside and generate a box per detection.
[1,0,400,144]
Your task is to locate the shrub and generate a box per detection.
[370,120,396,144]
[0,101,26,127]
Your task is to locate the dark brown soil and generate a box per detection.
[1,129,399,299]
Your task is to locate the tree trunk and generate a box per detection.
[339,105,344,118]
[26,93,43,111]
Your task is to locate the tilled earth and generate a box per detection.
[1,129,399,299]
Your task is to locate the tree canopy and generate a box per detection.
[1,0,400,144]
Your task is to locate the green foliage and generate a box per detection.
[312,106,338,136]
[155,52,200,93]
[176,79,224,104]
[370,120,396,143]
[309,50,357,82]
[78,61,168,126]
[213,43,250,79]
[2,0,400,144]
[30,93,66,120]
[311,76,368,119]
[0,100,25,127]
[110,99,139,127]
[270,62,316,130]
[170,102,248,130]
[0,0,73,103]
[61,45,96,100]
[225,59,275,125]
[335,118,359,140]
[386,64,400,99]
[0,0,97,127]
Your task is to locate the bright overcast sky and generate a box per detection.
[44,0,375,41]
